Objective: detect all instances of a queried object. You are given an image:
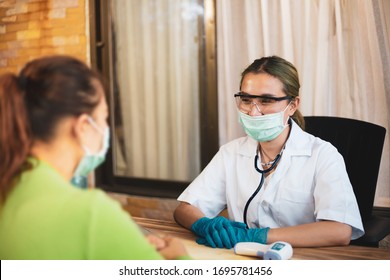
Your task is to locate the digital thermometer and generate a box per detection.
[234,241,293,260]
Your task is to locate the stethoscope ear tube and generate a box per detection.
[243,153,282,228]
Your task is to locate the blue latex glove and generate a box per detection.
[196,226,270,248]
[191,216,247,249]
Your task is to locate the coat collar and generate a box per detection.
[284,119,312,157]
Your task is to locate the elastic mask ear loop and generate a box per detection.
[87,116,104,135]
[283,101,292,127]
[81,117,104,155]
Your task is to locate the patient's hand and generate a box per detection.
[157,236,188,260]
[146,234,166,250]
[146,234,188,259]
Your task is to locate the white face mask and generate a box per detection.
[238,103,290,142]
[73,117,110,178]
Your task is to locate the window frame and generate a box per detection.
[89,0,219,198]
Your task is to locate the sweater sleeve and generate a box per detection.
[85,190,164,260]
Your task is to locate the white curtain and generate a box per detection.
[217,0,390,207]
[112,0,202,181]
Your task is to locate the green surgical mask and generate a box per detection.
[73,117,110,178]
[238,104,290,142]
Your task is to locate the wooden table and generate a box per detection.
[134,217,390,260]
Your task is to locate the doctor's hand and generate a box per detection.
[196,226,270,248]
[191,216,247,249]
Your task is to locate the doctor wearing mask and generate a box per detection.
[0,55,189,260]
[174,56,364,248]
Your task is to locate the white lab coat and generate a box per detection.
[178,120,364,240]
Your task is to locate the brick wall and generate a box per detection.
[0,0,89,75]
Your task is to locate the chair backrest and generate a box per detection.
[304,116,386,220]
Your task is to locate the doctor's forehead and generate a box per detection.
[241,73,284,95]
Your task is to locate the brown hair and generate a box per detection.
[0,55,102,201]
[240,56,305,129]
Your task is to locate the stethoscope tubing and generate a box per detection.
[243,153,282,227]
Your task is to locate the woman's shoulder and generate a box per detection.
[19,159,126,217]
[72,188,126,217]
[219,136,257,156]
[290,121,338,153]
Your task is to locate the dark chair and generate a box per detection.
[304,116,390,247]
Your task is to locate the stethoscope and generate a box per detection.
[242,146,285,228]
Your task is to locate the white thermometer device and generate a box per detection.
[234,241,293,260]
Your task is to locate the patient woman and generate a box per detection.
[0,55,189,260]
